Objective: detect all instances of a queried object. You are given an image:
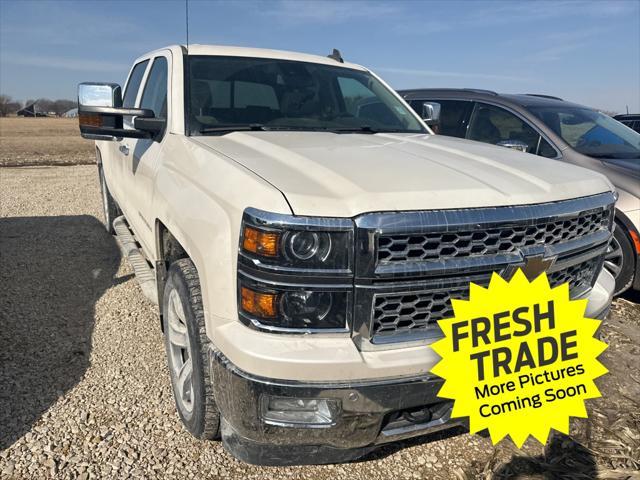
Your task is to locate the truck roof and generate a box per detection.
[141,44,367,71]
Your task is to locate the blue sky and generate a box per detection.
[1,0,638,113]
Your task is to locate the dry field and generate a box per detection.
[0,120,639,479]
[0,117,94,167]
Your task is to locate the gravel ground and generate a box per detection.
[1,165,639,480]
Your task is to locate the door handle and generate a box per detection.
[119,144,130,156]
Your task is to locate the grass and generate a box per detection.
[0,117,95,167]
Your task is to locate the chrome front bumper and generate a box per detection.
[209,348,465,466]
[210,269,613,466]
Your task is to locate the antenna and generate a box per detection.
[327,49,344,63]
[185,0,190,52]
[184,0,191,131]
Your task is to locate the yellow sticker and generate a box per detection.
[431,270,608,447]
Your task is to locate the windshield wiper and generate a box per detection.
[199,125,335,134]
[325,126,421,134]
[199,124,423,135]
[327,126,378,134]
[200,124,266,134]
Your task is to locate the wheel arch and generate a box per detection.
[614,208,640,255]
[155,219,194,330]
[613,208,640,292]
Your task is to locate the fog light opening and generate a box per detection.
[260,396,340,428]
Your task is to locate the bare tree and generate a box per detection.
[52,99,77,116]
[0,95,22,116]
[35,98,54,114]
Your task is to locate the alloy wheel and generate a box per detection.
[167,288,194,417]
[604,235,624,280]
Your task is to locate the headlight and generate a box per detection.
[239,284,350,331]
[238,208,354,333]
[239,208,353,271]
[281,290,333,322]
[284,231,330,261]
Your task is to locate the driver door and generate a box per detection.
[117,53,170,258]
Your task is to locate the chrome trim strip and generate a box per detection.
[238,252,353,277]
[242,316,351,335]
[244,207,354,231]
[238,269,353,289]
[355,192,614,232]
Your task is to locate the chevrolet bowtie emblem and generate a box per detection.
[503,253,557,282]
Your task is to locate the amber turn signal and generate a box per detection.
[630,230,640,254]
[79,113,103,127]
[242,226,279,257]
[241,286,278,318]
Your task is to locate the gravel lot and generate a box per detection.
[1,165,639,480]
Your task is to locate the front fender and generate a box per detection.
[152,136,291,342]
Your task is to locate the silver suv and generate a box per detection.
[400,89,640,295]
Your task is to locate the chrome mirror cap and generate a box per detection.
[78,83,121,108]
[497,139,528,152]
[421,102,441,125]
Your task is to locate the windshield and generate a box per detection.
[187,55,426,135]
[530,106,640,159]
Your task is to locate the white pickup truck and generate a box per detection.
[78,45,616,465]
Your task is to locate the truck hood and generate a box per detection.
[191,132,614,217]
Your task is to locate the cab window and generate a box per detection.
[123,60,149,108]
[410,99,472,138]
[140,57,168,118]
[467,103,556,157]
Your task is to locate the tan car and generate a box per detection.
[399,89,640,295]
[78,45,616,465]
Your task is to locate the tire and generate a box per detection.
[604,223,636,296]
[162,258,221,440]
[98,164,121,234]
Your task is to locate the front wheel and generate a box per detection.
[604,224,636,296]
[162,258,221,439]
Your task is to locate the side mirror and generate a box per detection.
[421,102,441,126]
[497,139,528,153]
[78,83,159,141]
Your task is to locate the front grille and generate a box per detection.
[547,256,602,291]
[377,208,610,264]
[371,256,603,338]
[353,193,615,351]
[372,287,461,336]
[353,193,615,348]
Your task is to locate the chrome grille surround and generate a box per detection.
[352,193,615,350]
